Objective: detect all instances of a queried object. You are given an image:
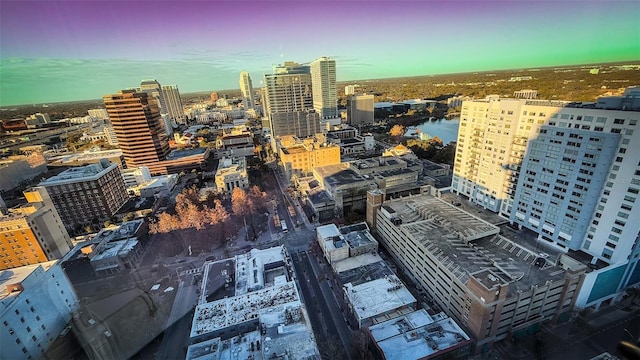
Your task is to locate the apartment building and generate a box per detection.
[451,88,640,309]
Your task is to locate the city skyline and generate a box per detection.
[1,0,639,106]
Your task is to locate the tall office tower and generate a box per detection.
[239,70,255,111]
[139,79,167,112]
[264,61,321,139]
[35,160,128,234]
[310,56,337,118]
[451,88,640,309]
[347,94,375,126]
[162,85,186,124]
[0,191,71,270]
[103,90,170,169]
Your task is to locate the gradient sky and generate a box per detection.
[1,0,639,106]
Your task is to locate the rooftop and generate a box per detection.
[369,309,471,360]
[39,161,115,185]
[0,261,57,303]
[344,274,416,322]
[166,147,208,160]
[380,194,570,295]
[335,255,394,286]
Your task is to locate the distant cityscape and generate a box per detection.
[0,57,639,360]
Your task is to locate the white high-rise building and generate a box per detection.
[162,85,186,124]
[239,70,255,111]
[451,88,640,309]
[310,56,337,119]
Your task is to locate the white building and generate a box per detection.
[215,157,248,193]
[162,85,186,124]
[87,108,109,120]
[310,56,337,119]
[0,261,79,360]
[451,89,640,309]
[239,70,255,111]
[121,166,152,188]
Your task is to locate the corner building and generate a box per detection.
[373,193,586,350]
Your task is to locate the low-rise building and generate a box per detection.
[0,261,79,360]
[372,193,587,350]
[278,135,341,179]
[368,309,472,360]
[60,220,147,279]
[187,246,319,359]
[215,157,248,193]
[0,153,48,193]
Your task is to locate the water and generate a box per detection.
[416,118,460,144]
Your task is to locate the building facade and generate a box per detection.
[264,61,321,139]
[310,56,337,119]
[0,261,79,360]
[0,195,71,270]
[347,94,375,126]
[36,161,128,234]
[162,85,186,124]
[103,90,171,172]
[239,70,255,111]
[451,89,640,308]
[278,135,341,178]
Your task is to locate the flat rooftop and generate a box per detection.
[94,220,143,243]
[190,281,299,338]
[39,162,115,185]
[335,255,394,286]
[369,309,471,360]
[166,147,208,160]
[345,275,416,322]
[0,261,57,303]
[380,194,569,294]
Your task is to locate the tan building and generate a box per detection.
[372,193,586,351]
[278,135,340,178]
[36,160,128,234]
[0,193,71,270]
[103,90,170,172]
[215,157,248,193]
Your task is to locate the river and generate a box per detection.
[416,118,460,144]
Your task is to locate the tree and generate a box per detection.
[388,124,405,137]
[248,185,267,211]
[231,187,252,217]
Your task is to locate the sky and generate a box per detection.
[1,0,639,106]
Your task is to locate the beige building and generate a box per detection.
[0,192,71,270]
[215,157,248,193]
[279,135,341,179]
[372,193,586,350]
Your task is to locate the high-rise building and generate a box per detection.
[239,70,255,111]
[0,261,79,360]
[347,94,374,126]
[0,192,71,270]
[451,88,640,309]
[103,90,170,170]
[35,160,128,234]
[264,61,321,139]
[139,79,167,112]
[310,56,337,119]
[162,85,186,124]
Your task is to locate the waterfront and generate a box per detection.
[416,117,460,144]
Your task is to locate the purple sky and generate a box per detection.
[1,1,639,105]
